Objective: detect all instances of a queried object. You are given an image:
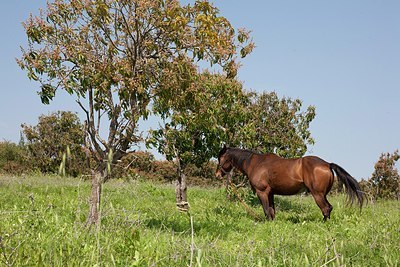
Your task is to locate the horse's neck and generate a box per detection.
[232,162,247,176]
[231,152,277,176]
[229,151,251,175]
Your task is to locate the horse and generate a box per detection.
[215,146,364,221]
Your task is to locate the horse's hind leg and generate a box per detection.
[325,196,333,219]
[311,193,333,221]
[306,166,334,221]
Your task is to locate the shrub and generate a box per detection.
[185,161,220,186]
[112,151,156,179]
[0,141,30,174]
[21,111,89,176]
[363,150,400,200]
[152,160,176,182]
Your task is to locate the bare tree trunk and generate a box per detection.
[87,170,104,226]
[176,160,189,212]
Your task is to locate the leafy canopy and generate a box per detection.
[149,71,249,166]
[17,0,254,166]
[241,92,315,158]
[149,68,316,167]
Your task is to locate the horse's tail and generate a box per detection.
[330,163,364,208]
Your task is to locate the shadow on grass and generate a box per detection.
[145,216,232,239]
[144,205,260,239]
[275,196,308,212]
[240,193,323,223]
[143,193,324,238]
[145,216,193,233]
[143,209,323,243]
[245,194,309,213]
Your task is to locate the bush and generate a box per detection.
[362,150,400,200]
[152,160,176,182]
[0,141,30,174]
[185,161,220,186]
[112,151,156,179]
[21,111,89,176]
[112,152,220,186]
[112,152,177,183]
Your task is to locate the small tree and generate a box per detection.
[242,92,316,158]
[368,150,400,200]
[22,111,87,176]
[150,72,249,211]
[18,0,254,225]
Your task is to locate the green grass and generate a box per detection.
[0,174,399,266]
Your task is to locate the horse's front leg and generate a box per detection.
[256,188,275,220]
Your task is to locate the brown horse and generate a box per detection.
[215,146,364,221]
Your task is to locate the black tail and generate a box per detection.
[330,163,364,208]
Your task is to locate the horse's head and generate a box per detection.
[215,145,233,179]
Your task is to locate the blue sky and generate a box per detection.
[0,1,399,179]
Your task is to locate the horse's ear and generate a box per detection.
[218,144,228,158]
[222,144,229,152]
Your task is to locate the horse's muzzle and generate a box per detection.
[215,169,223,179]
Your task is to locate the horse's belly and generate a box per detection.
[270,179,305,195]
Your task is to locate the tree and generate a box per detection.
[368,150,400,200]
[18,0,254,225]
[21,111,87,176]
[149,72,249,210]
[241,92,315,158]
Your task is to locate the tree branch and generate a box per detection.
[87,89,107,158]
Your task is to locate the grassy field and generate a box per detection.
[0,174,399,266]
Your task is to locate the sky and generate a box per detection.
[0,1,399,180]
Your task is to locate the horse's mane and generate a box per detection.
[227,147,259,170]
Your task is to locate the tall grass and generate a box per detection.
[0,174,399,266]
